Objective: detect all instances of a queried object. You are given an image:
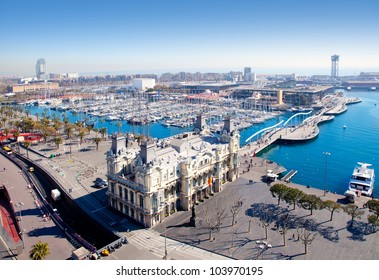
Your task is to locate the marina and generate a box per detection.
[16,89,375,200]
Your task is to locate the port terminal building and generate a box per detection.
[106,115,240,228]
[231,85,333,108]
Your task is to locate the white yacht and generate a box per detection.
[348,162,375,197]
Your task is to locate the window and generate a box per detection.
[139,195,144,208]
[140,213,144,223]
[118,186,122,197]
[124,188,128,201]
[125,206,129,215]
[130,208,135,218]
[119,202,123,212]
[130,190,134,204]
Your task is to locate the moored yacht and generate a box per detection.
[347,162,375,197]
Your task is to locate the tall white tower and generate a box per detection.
[331,55,339,78]
[36,58,47,80]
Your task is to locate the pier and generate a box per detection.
[241,95,354,156]
[281,169,298,183]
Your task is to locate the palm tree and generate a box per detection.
[92,137,102,150]
[3,127,10,140]
[116,122,122,134]
[78,129,86,145]
[29,241,50,260]
[99,127,107,139]
[53,137,63,150]
[35,112,40,121]
[1,117,7,128]
[13,129,20,141]
[24,140,31,158]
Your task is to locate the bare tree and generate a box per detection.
[257,207,272,240]
[278,214,290,246]
[230,196,243,227]
[215,201,227,232]
[299,228,317,255]
[203,207,218,241]
[228,227,239,257]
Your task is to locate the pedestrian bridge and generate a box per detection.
[245,111,312,144]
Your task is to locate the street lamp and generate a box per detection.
[255,240,272,260]
[160,201,168,260]
[323,152,331,196]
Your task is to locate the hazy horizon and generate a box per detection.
[1,0,379,77]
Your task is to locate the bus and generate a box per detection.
[2,146,12,155]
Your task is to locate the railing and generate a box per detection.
[108,173,148,193]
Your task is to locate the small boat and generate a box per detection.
[347,162,375,197]
[343,125,346,129]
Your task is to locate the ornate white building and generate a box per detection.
[106,115,240,228]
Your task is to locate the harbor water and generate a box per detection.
[22,89,379,197]
[264,90,379,198]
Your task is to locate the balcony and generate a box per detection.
[108,173,148,193]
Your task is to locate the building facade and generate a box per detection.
[106,116,240,228]
[132,78,156,91]
[12,82,59,93]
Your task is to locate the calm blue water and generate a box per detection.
[23,90,379,196]
[264,90,379,197]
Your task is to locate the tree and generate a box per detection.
[24,140,31,158]
[343,204,364,227]
[367,214,379,230]
[116,122,122,134]
[299,228,317,255]
[92,137,102,150]
[323,200,342,221]
[29,241,50,260]
[78,129,87,145]
[3,127,10,140]
[269,184,289,205]
[299,194,323,215]
[229,196,243,227]
[41,126,55,144]
[215,201,227,232]
[53,137,63,150]
[283,188,305,210]
[366,199,379,218]
[99,127,107,139]
[203,207,218,241]
[257,207,272,240]
[13,129,20,152]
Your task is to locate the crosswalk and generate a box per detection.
[127,229,230,260]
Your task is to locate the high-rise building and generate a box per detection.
[36,58,47,80]
[244,67,252,82]
[331,55,339,78]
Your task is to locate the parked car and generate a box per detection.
[94,178,107,188]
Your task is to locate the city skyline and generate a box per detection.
[1,0,379,76]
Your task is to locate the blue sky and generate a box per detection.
[1,0,379,76]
